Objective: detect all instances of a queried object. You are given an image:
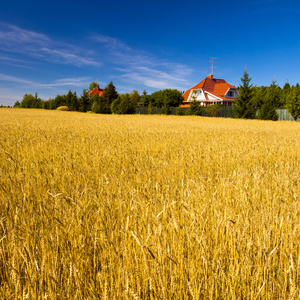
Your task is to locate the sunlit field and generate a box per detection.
[1,108,300,299]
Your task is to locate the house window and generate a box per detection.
[193,90,201,97]
[227,90,235,97]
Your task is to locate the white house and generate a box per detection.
[182,75,238,107]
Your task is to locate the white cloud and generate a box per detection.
[93,34,131,51]
[0,23,100,67]
[41,48,101,67]
[0,24,49,47]
[0,73,92,88]
[0,73,35,85]
[92,34,193,90]
[37,77,92,87]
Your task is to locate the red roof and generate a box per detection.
[183,75,237,102]
[88,86,104,97]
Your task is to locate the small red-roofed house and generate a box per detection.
[88,86,105,97]
[182,75,238,107]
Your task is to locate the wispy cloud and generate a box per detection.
[0,73,35,85]
[37,77,92,87]
[0,73,92,88]
[92,34,193,90]
[93,34,131,51]
[0,23,100,67]
[0,24,49,48]
[41,48,100,66]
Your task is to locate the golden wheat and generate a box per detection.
[0,108,300,299]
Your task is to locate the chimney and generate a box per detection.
[208,74,213,79]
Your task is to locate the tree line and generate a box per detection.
[12,73,300,120]
[13,81,184,115]
[234,70,300,121]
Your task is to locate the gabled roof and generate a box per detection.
[88,86,105,97]
[183,75,237,102]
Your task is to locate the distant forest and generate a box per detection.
[11,71,300,120]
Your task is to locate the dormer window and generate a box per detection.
[191,90,202,101]
[227,90,235,98]
[192,90,201,96]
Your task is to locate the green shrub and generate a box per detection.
[148,102,153,114]
[186,101,202,116]
[176,107,185,116]
[205,104,220,117]
[160,105,171,115]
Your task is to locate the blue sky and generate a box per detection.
[0,0,299,105]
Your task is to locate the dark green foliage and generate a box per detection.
[160,104,171,115]
[130,90,141,107]
[252,86,267,109]
[149,89,183,108]
[92,81,118,114]
[141,90,149,106]
[42,98,55,110]
[102,81,118,105]
[148,102,153,114]
[78,89,91,112]
[282,82,292,107]
[233,70,255,119]
[88,81,99,92]
[205,104,219,117]
[13,101,20,108]
[110,97,121,114]
[286,84,300,120]
[176,107,185,116]
[42,100,50,109]
[53,94,65,109]
[258,80,279,121]
[186,101,202,116]
[65,90,78,111]
[90,94,103,114]
[268,80,283,108]
[111,94,136,114]
[258,103,278,120]
[20,93,42,108]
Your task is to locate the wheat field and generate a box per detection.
[1,108,300,299]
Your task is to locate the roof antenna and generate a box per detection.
[209,57,217,76]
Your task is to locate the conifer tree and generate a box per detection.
[101,81,118,114]
[286,83,300,121]
[233,69,255,119]
[186,101,202,115]
[78,88,91,112]
[258,80,279,121]
[88,81,99,92]
[282,81,292,107]
[252,85,267,109]
[65,90,78,110]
